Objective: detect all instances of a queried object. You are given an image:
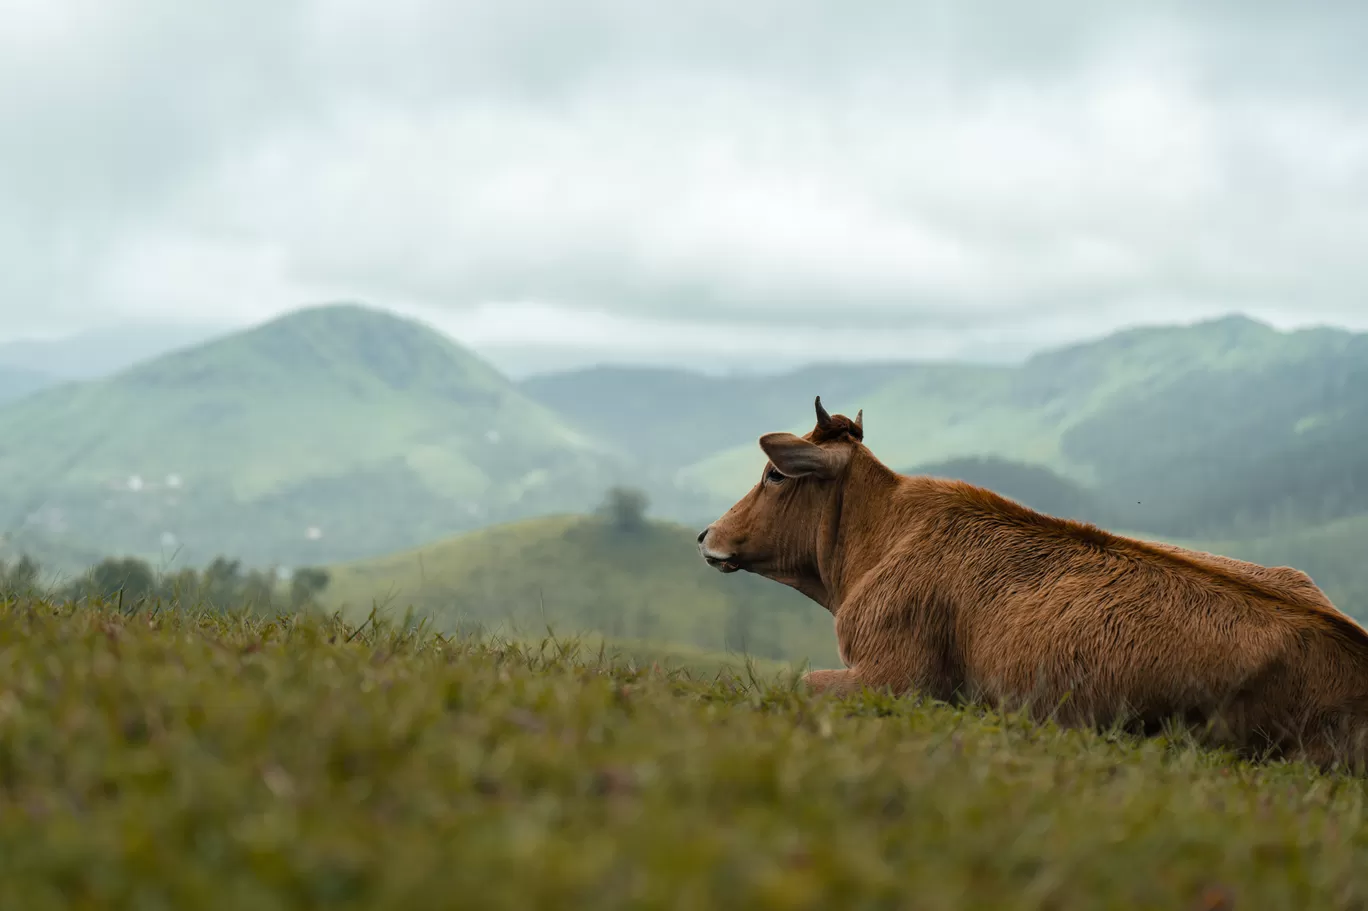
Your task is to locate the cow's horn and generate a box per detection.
[814,395,832,427]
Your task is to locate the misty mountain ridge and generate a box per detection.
[2,302,1367,591]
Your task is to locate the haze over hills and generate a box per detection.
[0,366,57,405]
[0,304,638,568]
[5,303,1368,620]
[0,323,227,381]
[519,362,912,474]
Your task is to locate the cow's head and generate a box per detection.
[697,396,863,594]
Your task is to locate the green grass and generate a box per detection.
[3,596,1368,908]
[504,632,795,679]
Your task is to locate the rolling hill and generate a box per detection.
[323,513,841,667]
[0,304,630,567]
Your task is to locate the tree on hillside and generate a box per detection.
[201,557,243,606]
[240,568,279,611]
[160,568,203,603]
[86,557,157,603]
[597,486,650,532]
[290,567,331,608]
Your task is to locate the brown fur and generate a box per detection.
[699,401,1368,773]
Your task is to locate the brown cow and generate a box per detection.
[698,396,1368,772]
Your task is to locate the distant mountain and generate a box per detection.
[1058,322,1368,537]
[0,323,226,380]
[0,304,627,566]
[0,366,57,405]
[520,362,914,472]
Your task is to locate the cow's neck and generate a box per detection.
[814,451,900,613]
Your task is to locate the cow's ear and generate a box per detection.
[758,433,847,479]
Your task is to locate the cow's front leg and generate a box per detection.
[801,668,868,697]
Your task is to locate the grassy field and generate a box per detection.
[2,595,1367,908]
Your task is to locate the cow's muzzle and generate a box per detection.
[704,555,741,573]
[697,527,741,573]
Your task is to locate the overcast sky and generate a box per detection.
[3,1,1367,369]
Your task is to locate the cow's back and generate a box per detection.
[1141,539,1336,611]
[908,481,1368,732]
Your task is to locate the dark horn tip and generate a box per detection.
[814,395,832,426]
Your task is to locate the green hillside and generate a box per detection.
[0,304,627,567]
[323,514,840,668]
[676,315,1367,540]
[1060,330,1368,538]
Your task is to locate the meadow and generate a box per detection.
[2,593,1366,909]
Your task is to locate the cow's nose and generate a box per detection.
[697,527,709,544]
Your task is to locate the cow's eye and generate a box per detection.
[765,467,786,484]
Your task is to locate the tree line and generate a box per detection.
[0,553,331,612]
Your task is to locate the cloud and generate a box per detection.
[3,1,1368,361]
